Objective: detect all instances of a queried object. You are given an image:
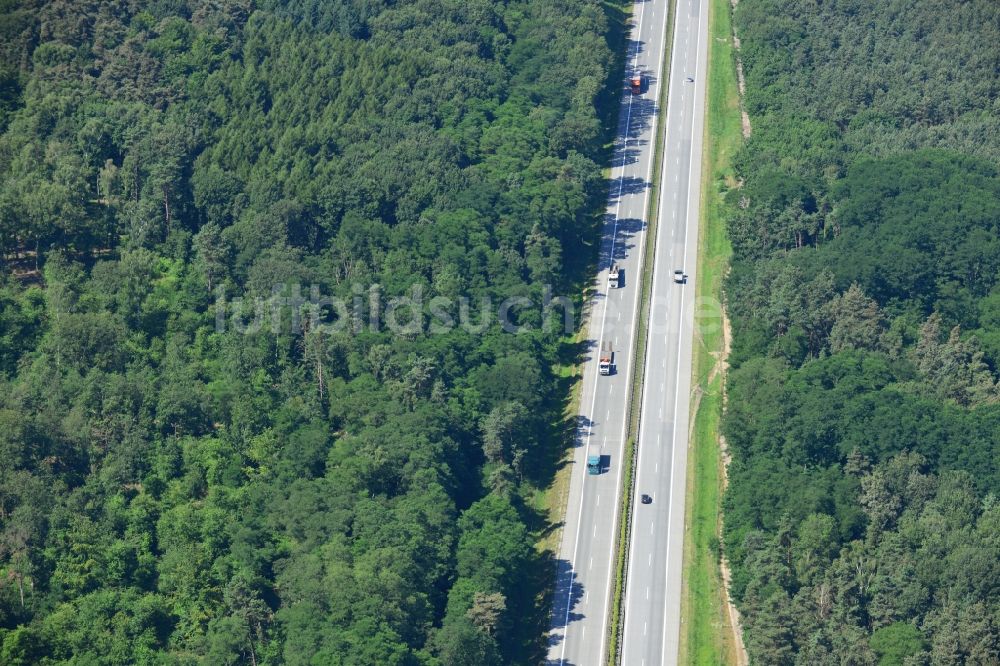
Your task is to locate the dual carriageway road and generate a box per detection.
[548,0,709,662]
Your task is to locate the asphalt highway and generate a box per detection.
[546,0,673,663]
[620,0,709,662]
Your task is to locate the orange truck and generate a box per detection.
[630,72,643,94]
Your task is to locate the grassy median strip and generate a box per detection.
[606,0,677,662]
[606,435,635,662]
[677,0,741,660]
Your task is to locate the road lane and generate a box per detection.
[621,0,709,663]
[547,0,673,663]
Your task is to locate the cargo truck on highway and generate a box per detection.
[587,444,602,475]
[599,341,614,376]
[630,72,643,94]
[608,263,621,289]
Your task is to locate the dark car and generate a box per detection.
[640,494,652,504]
[685,76,694,83]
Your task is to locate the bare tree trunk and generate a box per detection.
[163,187,171,231]
[316,346,325,401]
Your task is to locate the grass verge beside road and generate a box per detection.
[677,0,742,660]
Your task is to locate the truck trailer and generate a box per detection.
[599,341,614,376]
[630,72,643,94]
[587,444,602,475]
[608,263,621,289]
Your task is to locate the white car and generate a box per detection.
[673,269,685,284]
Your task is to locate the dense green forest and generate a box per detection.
[0,0,622,663]
[722,0,1000,663]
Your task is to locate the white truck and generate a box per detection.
[608,263,621,289]
[599,341,614,376]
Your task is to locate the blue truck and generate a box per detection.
[587,444,602,475]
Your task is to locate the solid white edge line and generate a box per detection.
[598,0,669,658]
[620,0,684,658]
[558,0,654,663]
[660,0,707,662]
